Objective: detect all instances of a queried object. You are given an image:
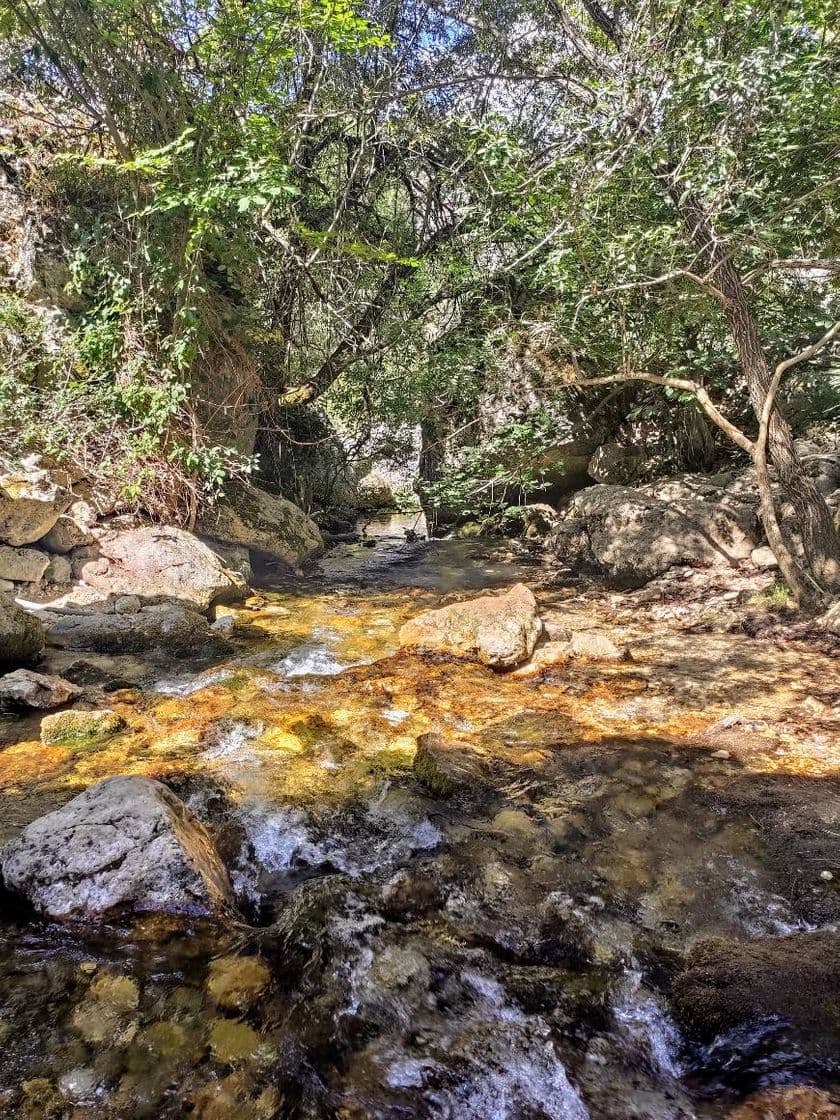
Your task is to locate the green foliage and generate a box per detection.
[422,412,557,518]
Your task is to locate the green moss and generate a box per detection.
[40,708,126,745]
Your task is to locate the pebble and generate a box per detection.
[711,749,731,759]
[820,870,834,882]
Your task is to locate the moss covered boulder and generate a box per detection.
[40,707,126,744]
[198,481,322,572]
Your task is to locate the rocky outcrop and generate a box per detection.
[399,583,542,669]
[587,443,646,485]
[0,458,72,546]
[0,592,44,667]
[0,668,80,709]
[552,479,758,586]
[198,481,322,571]
[78,526,247,609]
[39,598,229,658]
[1,775,235,920]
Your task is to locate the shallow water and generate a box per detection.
[0,524,838,1119]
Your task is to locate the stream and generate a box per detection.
[0,515,838,1119]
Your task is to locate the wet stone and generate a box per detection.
[206,956,272,1011]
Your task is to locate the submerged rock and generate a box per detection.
[399,583,543,669]
[206,956,272,1011]
[0,592,44,668]
[198,481,322,571]
[671,931,840,1040]
[413,732,488,797]
[78,526,247,609]
[727,1086,840,1119]
[1,775,235,920]
[0,668,80,709]
[40,707,125,744]
[0,461,72,546]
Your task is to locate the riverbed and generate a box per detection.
[1,520,838,1119]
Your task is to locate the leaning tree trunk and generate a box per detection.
[671,187,840,603]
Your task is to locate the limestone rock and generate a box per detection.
[0,543,50,583]
[78,526,247,609]
[588,443,646,485]
[40,708,125,744]
[0,592,45,668]
[0,460,72,546]
[41,500,98,553]
[0,668,80,709]
[198,482,322,570]
[1,775,235,920]
[553,482,758,586]
[399,583,543,669]
[40,599,230,658]
[750,545,778,570]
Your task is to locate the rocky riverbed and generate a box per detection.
[0,519,838,1119]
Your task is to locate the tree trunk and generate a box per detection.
[670,186,840,602]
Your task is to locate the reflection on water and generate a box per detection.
[0,528,838,1118]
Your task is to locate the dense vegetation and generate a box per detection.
[0,0,838,599]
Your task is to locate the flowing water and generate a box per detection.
[0,517,838,1119]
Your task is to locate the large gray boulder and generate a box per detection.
[198,482,322,571]
[553,481,758,586]
[39,598,230,658]
[0,459,72,546]
[399,583,543,669]
[0,592,44,667]
[1,776,235,921]
[78,526,247,609]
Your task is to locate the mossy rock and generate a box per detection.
[40,708,126,745]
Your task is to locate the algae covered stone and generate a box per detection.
[40,707,126,744]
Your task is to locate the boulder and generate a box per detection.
[0,460,72,546]
[40,500,98,553]
[0,544,50,583]
[0,593,44,668]
[750,545,778,570]
[78,526,247,609]
[399,583,543,669]
[1,775,235,920]
[198,482,322,570]
[0,669,80,709]
[40,708,126,744]
[553,483,758,586]
[39,599,230,658]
